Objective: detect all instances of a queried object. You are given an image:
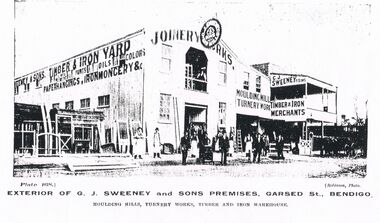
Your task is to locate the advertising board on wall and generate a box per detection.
[271,74,306,88]
[150,28,234,65]
[15,32,146,95]
[271,98,306,121]
[235,89,271,118]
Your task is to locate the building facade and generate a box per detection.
[253,63,338,154]
[14,26,272,155]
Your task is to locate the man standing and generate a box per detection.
[199,132,211,164]
[180,132,191,165]
[253,133,264,163]
[276,133,285,160]
[219,130,229,165]
[262,134,269,156]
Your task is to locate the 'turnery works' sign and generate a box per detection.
[235,89,271,118]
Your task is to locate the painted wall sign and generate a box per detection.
[15,39,145,94]
[271,98,306,120]
[236,89,271,111]
[14,70,45,88]
[151,29,233,65]
[271,74,306,87]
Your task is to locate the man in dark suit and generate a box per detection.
[219,130,229,165]
[253,133,265,163]
[199,132,211,164]
[180,132,191,165]
[276,133,285,160]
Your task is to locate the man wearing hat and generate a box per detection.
[253,133,265,163]
[274,131,285,160]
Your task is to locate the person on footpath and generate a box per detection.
[180,132,191,165]
[253,133,265,163]
[190,132,199,158]
[219,130,230,165]
[263,134,270,157]
[134,127,145,159]
[245,133,253,162]
[274,132,285,160]
[199,132,211,164]
[152,127,162,159]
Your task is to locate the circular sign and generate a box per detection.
[200,18,222,48]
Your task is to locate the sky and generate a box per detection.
[14,0,372,120]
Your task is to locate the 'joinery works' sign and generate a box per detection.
[151,29,233,65]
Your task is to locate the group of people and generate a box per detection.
[133,125,210,161]
[133,126,285,164]
[212,129,231,165]
[180,124,211,165]
[132,127,162,159]
[180,128,233,165]
[244,132,269,163]
[244,131,285,162]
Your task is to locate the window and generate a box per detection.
[52,103,60,109]
[185,47,208,92]
[105,128,112,143]
[243,72,250,90]
[256,75,261,93]
[219,102,226,125]
[24,83,30,92]
[185,65,208,92]
[118,122,128,139]
[218,61,227,85]
[74,127,91,141]
[98,95,110,107]
[80,98,90,109]
[65,101,74,110]
[161,44,172,73]
[159,93,171,122]
[57,116,71,134]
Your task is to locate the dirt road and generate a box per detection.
[13,153,367,178]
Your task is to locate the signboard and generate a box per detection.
[151,29,233,65]
[235,89,271,118]
[271,74,306,87]
[200,18,222,48]
[271,98,306,121]
[15,32,146,94]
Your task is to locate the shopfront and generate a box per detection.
[14,30,146,155]
[16,22,327,156]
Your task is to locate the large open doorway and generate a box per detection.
[236,114,268,152]
[184,104,208,136]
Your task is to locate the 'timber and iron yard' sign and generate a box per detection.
[15,33,146,94]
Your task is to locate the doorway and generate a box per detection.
[184,104,207,136]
